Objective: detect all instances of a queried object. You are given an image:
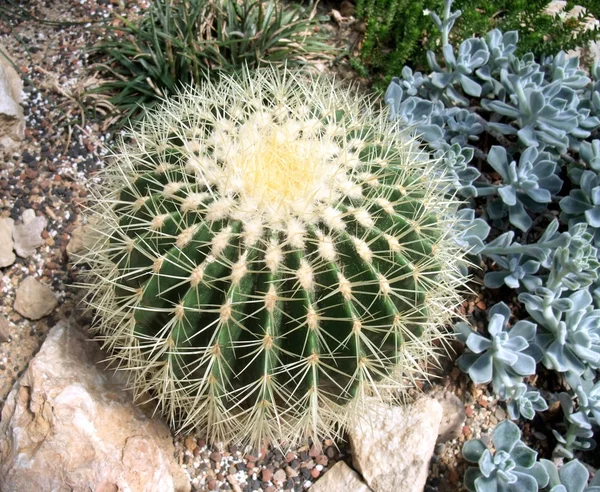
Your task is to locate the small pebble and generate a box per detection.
[261,468,273,482]
[273,469,286,483]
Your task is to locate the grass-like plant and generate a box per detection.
[88,0,332,121]
[79,67,468,447]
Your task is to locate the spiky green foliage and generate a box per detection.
[353,0,600,86]
[89,0,331,121]
[79,68,467,447]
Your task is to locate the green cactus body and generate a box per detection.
[82,68,467,446]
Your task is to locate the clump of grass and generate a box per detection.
[89,0,332,122]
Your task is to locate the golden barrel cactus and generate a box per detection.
[80,68,467,446]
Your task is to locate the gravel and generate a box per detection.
[0,0,116,405]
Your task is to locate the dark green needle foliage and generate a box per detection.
[352,0,600,86]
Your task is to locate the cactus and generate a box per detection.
[80,68,467,446]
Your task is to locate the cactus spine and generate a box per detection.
[81,68,467,446]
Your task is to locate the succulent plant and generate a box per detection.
[80,68,468,446]
[462,420,549,492]
[455,302,540,395]
[540,458,600,492]
[561,171,600,246]
[383,89,447,145]
[519,287,572,331]
[428,0,461,49]
[579,140,600,172]
[566,372,600,426]
[502,383,548,420]
[470,146,562,231]
[545,51,591,91]
[453,208,490,256]
[589,61,600,116]
[480,220,570,268]
[528,289,600,375]
[515,224,600,309]
[483,253,542,291]
[390,0,600,483]
[432,143,480,191]
[552,389,597,459]
[428,37,490,105]
[483,79,584,154]
[545,227,600,294]
[485,29,518,74]
[508,52,544,87]
[445,109,485,146]
[394,66,427,98]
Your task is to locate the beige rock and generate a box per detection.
[310,461,371,492]
[0,47,24,150]
[0,217,15,267]
[13,276,57,320]
[0,321,191,492]
[349,397,443,492]
[13,209,47,258]
[544,1,567,16]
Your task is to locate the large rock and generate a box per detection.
[0,217,15,267]
[13,209,47,258]
[348,397,443,492]
[311,461,371,492]
[0,321,191,492]
[0,47,24,150]
[13,276,57,320]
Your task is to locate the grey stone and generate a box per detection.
[13,209,47,258]
[432,389,466,443]
[310,461,371,492]
[0,321,191,492]
[349,397,443,492]
[0,217,15,267]
[13,276,57,320]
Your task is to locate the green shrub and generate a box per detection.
[89,0,332,121]
[354,0,600,87]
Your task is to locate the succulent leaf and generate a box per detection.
[455,302,538,394]
[541,458,600,492]
[477,145,563,231]
[462,420,549,492]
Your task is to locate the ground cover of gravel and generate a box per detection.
[0,1,556,491]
